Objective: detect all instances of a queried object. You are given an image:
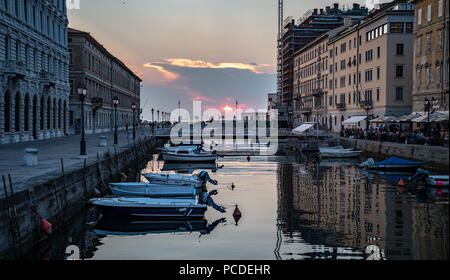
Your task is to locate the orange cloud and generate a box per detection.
[142,62,179,82]
[165,58,270,74]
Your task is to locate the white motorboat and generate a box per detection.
[157,145,202,153]
[319,146,362,158]
[143,171,218,186]
[161,149,217,162]
[89,197,207,219]
[108,182,200,197]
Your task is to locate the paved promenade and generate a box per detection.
[0,127,158,194]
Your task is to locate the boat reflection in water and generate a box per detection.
[275,153,449,260]
[161,162,219,174]
[93,216,226,237]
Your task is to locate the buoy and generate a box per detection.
[398,186,405,194]
[231,183,235,191]
[233,205,242,226]
[40,217,52,235]
[436,181,443,186]
[398,179,406,187]
[437,188,442,196]
[233,205,241,218]
[247,155,251,162]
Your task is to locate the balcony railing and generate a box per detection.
[336,103,346,110]
[40,71,56,87]
[1,60,27,78]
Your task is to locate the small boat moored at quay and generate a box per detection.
[319,146,362,158]
[108,182,201,197]
[161,148,217,162]
[143,171,218,186]
[89,197,207,219]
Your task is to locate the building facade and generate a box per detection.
[277,3,368,114]
[411,0,449,112]
[327,1,415,133]
[0,0,70,144]
[68,28,141,135]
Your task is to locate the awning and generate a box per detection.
[395,112,423,122]
[342,116,367,125]
[292,123,315,135]
[412,112,449,123]
[370,116,398,123]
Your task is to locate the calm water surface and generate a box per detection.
[26,152,449,260]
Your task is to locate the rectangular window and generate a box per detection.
[377,46,380,58]
[417,36,422,56]
[426,67,430,85]
[426,33,431,53]
[418,8,422,25]
[390,22,403,33]
[427,4,432,22]
[395,87,404,101]
[377,67,380,80]
[437,30,443,50]
[405,22,413,33]
[396,44,404,56]
[396,65,404,78]
[436,65,441,84]
[438,0,443,17]
[376,88,380,101]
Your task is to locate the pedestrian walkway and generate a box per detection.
[0,127,158,194]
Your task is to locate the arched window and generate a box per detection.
[58,99,61,129]
[40,96,44,130]
[47,96,51,130]
[15,93,20,132]
[24,94,30,131]
[4,91,10,132]
[53,98,56,129]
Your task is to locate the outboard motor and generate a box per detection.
[198,171,218,185]
[407,168,430,184]
[359,158,375,168]
[200,192,226,213]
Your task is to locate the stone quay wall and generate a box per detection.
[337,138,449,168]
[0,136,160,258]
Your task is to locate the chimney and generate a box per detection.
[313,9,318,15]
[320,9,324,14]
[325,6,330,13]
[333,3,339,10]
[353,3,360,10]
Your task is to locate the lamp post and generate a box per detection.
[131,102,136,140]
[424,97,437,138]
[78,83,87,158]
[151,108,154,123]
[113,96,119,145]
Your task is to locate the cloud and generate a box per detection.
[142,62,179,82]
[165,58,271,74]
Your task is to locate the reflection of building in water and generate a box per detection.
[278,160,449,260]
[410,205,449,260]
[292,163,387,252]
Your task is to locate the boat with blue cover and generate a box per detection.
[108,182,200,197]
[360,157,424,170]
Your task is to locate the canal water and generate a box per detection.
[23,149,449,260]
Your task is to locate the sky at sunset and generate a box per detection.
[68,0,366,121]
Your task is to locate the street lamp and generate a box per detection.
[151,108,154,123]
[131,102,136,140]
[113,96,119,145]
[424,97,437,138]
[77,83,87,158]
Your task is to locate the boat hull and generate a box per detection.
[161,152,217,162]
[90,197,207,219]
[109,183,200,197]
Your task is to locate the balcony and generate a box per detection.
[336,103,346,110]
[1,60,27,78]
[312,88,324,97]
[39,71,56,87]
[298,107,312,115]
